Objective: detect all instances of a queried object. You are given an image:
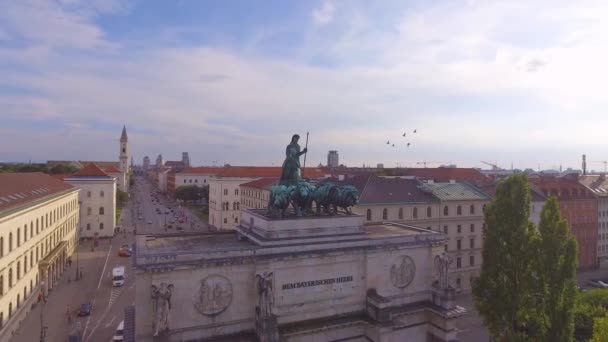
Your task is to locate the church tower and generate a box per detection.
[119,125,129,173]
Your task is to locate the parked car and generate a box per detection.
[78,302,93,316]
[112,320,124,341]
[121,244,133,253]
[589,279,608,288]
[178,219,184,223]
[138,216,143,220]
[176,226,183,231]
[167,224,173,229]
[147,220,152,224]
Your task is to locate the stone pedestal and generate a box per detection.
[256,313,279,342]
[431,283,456,310]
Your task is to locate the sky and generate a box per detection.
[2,0,608,171]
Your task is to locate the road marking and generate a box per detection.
[109,287,121,307]
[129,282,135,289]
[82,298,95,340]
[98,244,113,290]
[104,316,116,328]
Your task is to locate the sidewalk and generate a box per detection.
[11,241,111,342]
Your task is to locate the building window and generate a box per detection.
[457,225,462,233]
[457,240,461,250]
[443,225,448,234]
[413,207,418,219]
[457,205,462,215]
[184,180,187,183]
[470,238,475,249]
[470,204,475,214]
[189,179,193,183]
[8,233,12,252]
[457,257,461,268]
[398,208,403,220]
[8,269,12,288]
[224,189,228,195]
[470,224,475,232]
[87,191,91,198]
[444,244,448,252]
[99,207,105,215]
[100,191,104,197]
[366,209,372,221]
[0,237,3,257]
[470,255,475,266]
[234,217,238,223]
[24,256,27,273]
[16,262,20,280]
[0,275,3,296]
[483,204,487,213]
[443,206,449,216]
[17,228,20,248]
[456,278,461,288]
[224,218,228,224]
[195,179,198,183]
[86,224,91,230]
[8,303,11,318]
[382,208,388,220]
[100,223,104,230]
[24,224,27,242]
[235,189,239,195]
[427,206,432,218]
[87,207,92,216]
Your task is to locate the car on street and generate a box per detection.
[589,279,608,288]
[169,220,175,224]
[118,249,131,257]
[178,219,184,223]
[147,220,152,224]
[113,320,124,341]
[138,216,143,220]
[121,244,133,253]
[176,226,183,231]
[78,302,93,316]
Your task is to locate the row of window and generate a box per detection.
[451,238,476,250]
[443,224,480,235]
[86,207,105,215]
[1,199,78,258]
[0,279,36,329]
[243,199,265,209]
[220,202,240,211]
[182,178,207,184]
[85,223,106,230]
[242,189,268,201]
[223,217,239,224]
[444,254,475,268]
[0,215,76,300]
[366,204,485,221]
[86,190,105,198]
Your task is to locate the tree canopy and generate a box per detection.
[175,185,207,202]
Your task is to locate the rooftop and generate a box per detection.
[240,177,279,190]
[217,166,325,178]
[180,167,224,175]
[69,163,111,178]
[0,173,75,213]
[399,167,489,183]
[104,165,122,173]
[421,182,490,201]
[579,175,608,197]
[356,175,437,205]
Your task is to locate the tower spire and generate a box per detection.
[120,125,128,142]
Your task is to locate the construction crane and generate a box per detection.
[481,161,501,170]
[416,161,448,168]
[591,161,608,173]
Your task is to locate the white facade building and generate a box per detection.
[579,175,608,263]
[65,164,117,238]
[175,167,222,189]
[0,173,80,341]
[143,156,150,171]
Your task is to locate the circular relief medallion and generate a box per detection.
[390,255,416,288]
[194,274,233,316]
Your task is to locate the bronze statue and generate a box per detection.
[280,134,307,186]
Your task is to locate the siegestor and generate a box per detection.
[282,276,353,290]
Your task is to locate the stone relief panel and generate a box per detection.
[194,274,233,316]
[390,255,416,289]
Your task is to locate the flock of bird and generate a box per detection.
[386,129,417,148]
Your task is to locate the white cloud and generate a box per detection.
[312,1,335,26]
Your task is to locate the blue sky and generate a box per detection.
[2,0,608,171]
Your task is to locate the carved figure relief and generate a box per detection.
[151,282,174,336]
[194,274,233,316]
[434,252,453,289]
[255,272,274,319]
[390,255,416,288]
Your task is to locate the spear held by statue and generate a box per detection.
[302,132,309,177]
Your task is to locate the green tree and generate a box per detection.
[49,163,78,174]
[472,174,541,341]
[536,196,578,342]
[591,314,608,342]
[175,185,206,202]
[574,289,608,341]
[116,189,128,207]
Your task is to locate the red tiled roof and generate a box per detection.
[217,166,325,178]
[71,163,109,177]
[104,166,122,173]
[0,173,75,212]
[165,161,185,168]
[180,167,224,174]
[240,178,279,190]
[50,174,71,181]
[400,168,489,182]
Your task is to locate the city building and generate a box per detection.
[579,174,608,265]
[64,164,117,239]
[208,167,325,230]
[240,178,278,210]
[134,210,466,341]
[143,156,150,171]
[420,182,491,293]
[171,167,223,196]
[155,154,164,168]
[118,126,130,193]
[0,173,80,341]
[530,175,599,269]
[182,152,190,168]
[327,150,339,167]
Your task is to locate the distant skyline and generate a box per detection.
[2,0,608,170]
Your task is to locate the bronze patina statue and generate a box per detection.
[280,134,307,186]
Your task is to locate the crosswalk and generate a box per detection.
[109,287,121,307]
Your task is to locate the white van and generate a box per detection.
[112,266,125,287]
[112,320,124,341]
